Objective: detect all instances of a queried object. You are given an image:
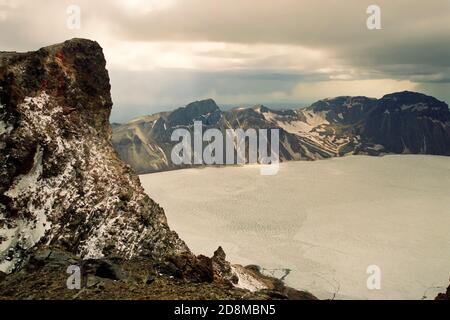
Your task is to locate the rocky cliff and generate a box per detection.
[0,39,315,300]
[0,39,187,273]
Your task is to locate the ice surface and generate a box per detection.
[140,155,450,300]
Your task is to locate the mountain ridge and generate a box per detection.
[113,91,450,174]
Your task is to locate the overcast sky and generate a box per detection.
[1,0,449,122]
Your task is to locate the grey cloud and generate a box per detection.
[106,0,450,88]
[1,0,449,122]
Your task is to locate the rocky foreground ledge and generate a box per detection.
[0,39,315,300]
[435,283,450,300]
[0,246,316,300]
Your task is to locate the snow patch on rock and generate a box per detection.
[1,143,52,273]
[232,265,268,292]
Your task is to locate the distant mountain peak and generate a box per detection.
[382,90,431,99]
[167,99,222,126]
[378,91,449,112]
[186,98,219,108]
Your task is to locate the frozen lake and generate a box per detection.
[140,155,450,300]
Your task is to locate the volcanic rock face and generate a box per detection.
[0,39,187,273]
[113,92,450,174]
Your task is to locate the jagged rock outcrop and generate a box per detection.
[0,39,188,273]
[113,92,450,174]
[0,39,316,300]
[436,282,450,300]
[0,247,316,300]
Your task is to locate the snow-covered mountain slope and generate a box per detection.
[113,93,450,174]
[0,39,188,273]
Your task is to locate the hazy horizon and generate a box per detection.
[111,91,450,124]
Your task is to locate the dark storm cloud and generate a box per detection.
[103,0,450,76]
[1,0,449,122]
